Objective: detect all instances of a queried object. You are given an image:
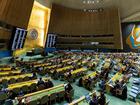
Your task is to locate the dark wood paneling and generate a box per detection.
[57,37,114,42]
[48,4,123,49]
[57,44,114,49]
[0,0,34,29]
[0,28,11,50]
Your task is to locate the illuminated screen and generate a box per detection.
[122,23,140,51]
[10,28,27,51]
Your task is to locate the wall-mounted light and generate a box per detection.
[83,0,102,4]
[83,8,104,12]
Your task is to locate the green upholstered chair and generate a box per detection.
[40,95,49,105]
[12,87,20,95]
[21,85,29,94]
[29,83,37,92]
[9,78,16,84]
[23,76,30,81]
[57,91,65,102]
[27,100,39,105]
[16,78,23,83]
[49,93,57,105]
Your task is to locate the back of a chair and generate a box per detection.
[16,78,23,83]
[21,85,29,93]
[69,89,74,98]
[28,100,38,105]
[10,78,17,84]
[29,83,37,92]
[58,91,65,98]
[40,95,49,105]
[12,87,20,95]
[23,76,30,81]
[49,93,56,101]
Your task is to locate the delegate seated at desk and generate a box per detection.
[65,83,73,102]
[111,80,127,100]
[37,78,45,86]
[98,91,106,105]
[46,79,54,88]
[89,92,98,105]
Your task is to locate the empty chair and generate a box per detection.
[57,91,65,102]
[12,87,20,96]
[27,99,39,105]
[29,83,37,92]
[21,85,29,94]
[23,76,30,81]
[16,78,23,83]
[69,89,74,98]
[40,95,49,105]
[9,78,16,84]
[49,93,57,105]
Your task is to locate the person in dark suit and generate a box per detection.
[65,83,73,103]
[37,78,45,86]
[89,92,98,105]
[65,83,73,93]
[47,79,54,88]
[98,91,106,105]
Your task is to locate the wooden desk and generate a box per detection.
[8,78,49,90]
[34,63,51,68]
[18,84,64,104]
[71,68,87,75]
[45,65,59,69]
[62,59,71,63]
[0,67,18,71]
[0,73,32,81]
[0,67,11,71]
[0,71,21,76]
[106,72,123,93]
[69,92,95,105]
[57,66,73,72]
[103,62,110,69]
[82,72,97,80]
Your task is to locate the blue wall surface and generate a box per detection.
[0,50,12,58]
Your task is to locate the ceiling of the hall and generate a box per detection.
[36,0,140,22]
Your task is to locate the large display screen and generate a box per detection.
[122,22,140,51]
[10,28,27,50]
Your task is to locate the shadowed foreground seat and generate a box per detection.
[57,91,65,102]
[27,99,39,105]
[29,83,37,92]
[49,93,57,105]
[12,87,20,96]
[16,78,23,83]
[40,95,49,105]
[21,85,29,94]
[9,78,16,84]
